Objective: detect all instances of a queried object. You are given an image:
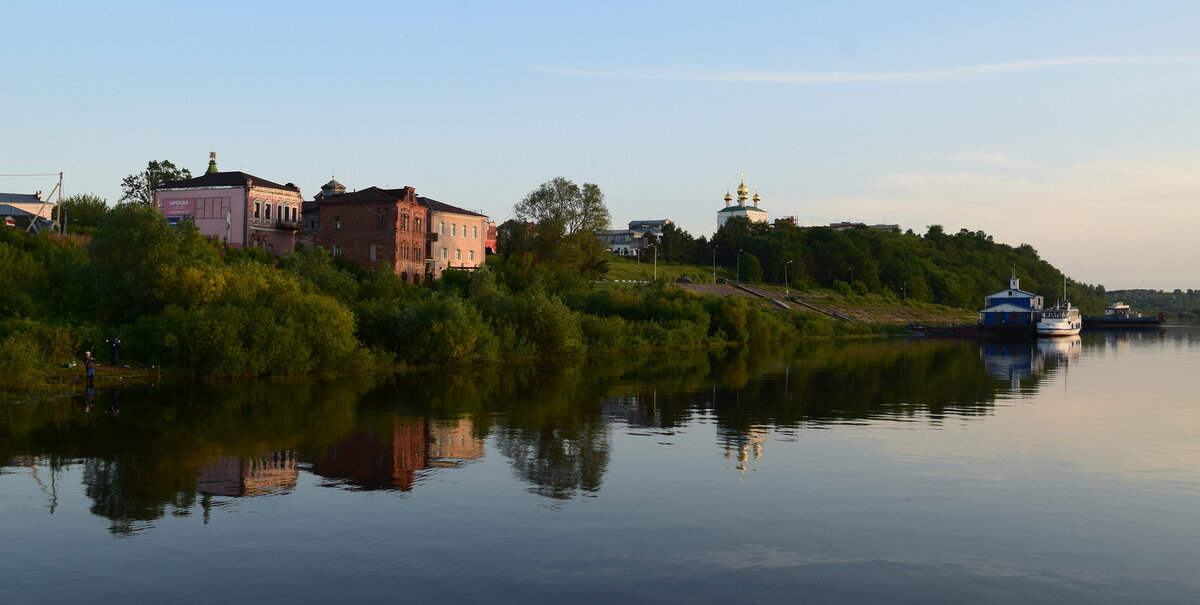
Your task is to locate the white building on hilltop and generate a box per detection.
[717,173,767,229]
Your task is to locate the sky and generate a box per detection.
[4,1,1198,290]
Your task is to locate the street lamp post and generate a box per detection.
[785,260,794,297]
[736,249,743,284]
[712,245,717,282]
[649,243,657,281]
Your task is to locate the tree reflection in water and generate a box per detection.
[3,337,1070,533]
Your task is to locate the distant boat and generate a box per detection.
[1082,302,1165,328]
[1036,278,1081,337]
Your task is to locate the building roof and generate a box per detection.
[985,288,1040,299]
[0,192,46,204]
[418,196,486,218]
[316,186,415,205]
[0,203,40,217]
[0,204,57,232]
[718,205,767,213]
[158,171,301,193]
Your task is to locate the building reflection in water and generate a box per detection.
[197,451,300,498]
[980,335,1081,392]
[311,418,483,491]
[980,340,1040,391]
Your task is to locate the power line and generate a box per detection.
[0,173,61,177]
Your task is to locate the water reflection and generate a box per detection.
[0,334,1138,534]
[981,336,1081,391]
[311,418,483,491]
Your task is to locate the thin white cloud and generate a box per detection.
[539,55,1200,83]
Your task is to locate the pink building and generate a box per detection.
[154,153,303,254]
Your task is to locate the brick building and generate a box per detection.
[316,185,426,283]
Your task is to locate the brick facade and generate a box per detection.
[316,186,427,283]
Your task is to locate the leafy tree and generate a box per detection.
[119,160,193,206]
[658,222,696,263]
[89,204,221,321]
[60,193,109,231]
[738,251,763,283]
[495,218,534,257]
[506,177,612,280]
[514,177,610,236]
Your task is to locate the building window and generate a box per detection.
[268,243,274,253]
[379,212,387,229]
[401,215,409,230]
[440,247,447,260]
[332,244,342,257]
[472,225,478,239]
[439,221,446,235]
[370,244,377,262]
[454,248,461,261]
[265,204,272,219]
[451,223,457,237]
[254,202,261,218]
[334,217,341,230]
[469,250,476,262]
[415,218,422,232]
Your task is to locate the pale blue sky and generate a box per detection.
[5,1,1198,289]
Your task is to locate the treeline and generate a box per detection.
[0,205,878,386]
[1106,289,1200,318]
[651,217,1109,312]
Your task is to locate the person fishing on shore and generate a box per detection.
[84,351,96,386]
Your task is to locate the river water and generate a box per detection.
[3,326,1199,603]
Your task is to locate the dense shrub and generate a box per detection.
[392,296,499,365]
[0,334,39,390]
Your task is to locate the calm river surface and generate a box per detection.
[3,326,1200,603]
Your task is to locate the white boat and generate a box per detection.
[1036,278,1081,336]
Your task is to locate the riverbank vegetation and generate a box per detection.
[1,176,1123,385]
[1,204,883,385]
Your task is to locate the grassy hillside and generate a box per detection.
[605,256,730,283]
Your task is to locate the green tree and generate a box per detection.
[119,160,193,206]
[514,177,610,236]
[509,177,611,280]
[60,193,109,231]
[89,204,221,321]
[658,222,696,263]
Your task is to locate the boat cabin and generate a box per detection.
[1104,302,1135,319]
